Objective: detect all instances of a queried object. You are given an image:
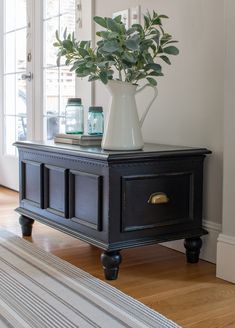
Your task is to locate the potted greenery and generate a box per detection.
[54,11,179,150]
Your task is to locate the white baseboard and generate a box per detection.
[216,233,235,283]
[161,220,222,264]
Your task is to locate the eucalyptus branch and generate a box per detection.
[54,11,179,86]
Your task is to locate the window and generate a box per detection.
[43,0,76,140]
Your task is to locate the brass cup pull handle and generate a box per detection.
[148,192,169,204]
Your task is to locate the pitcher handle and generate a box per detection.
[136,84,158,127]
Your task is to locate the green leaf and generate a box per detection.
[80,41,88,49]
[53,42,60,47]
[149,71,164,76]
[144,15,150,28]
[164,46,179,55]
[100,40,120,53]
[122,52,137,64]
[131,24,143,33]
[153,17,162,25]
[55,30,60,42]
[125,37,139,51]
[145,63,162,72]
[93,16,107,28]
[144,53,154,64]
[160,55,171,65]
[88,75,99,82]
[113,15,122,23]
[158,15,169,19]
[106,18,121,33]
[78,48,89,57]
[62,40,73,51]
[147,77,157,86]
[126,27,138,35]
[63,27,67,39]
[99,71,108,84]
[96,31,110,39]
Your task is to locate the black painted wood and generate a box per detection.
[69,170,103,231]
[101,251,122,280]
[184,237,203,263]
[44,165,69,218]
[14,140,211,280]
[19,215,35,237]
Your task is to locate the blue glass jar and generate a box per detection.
[65,98,84,134]
[87,107,104,135]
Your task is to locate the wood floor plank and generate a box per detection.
[0,186,235,328]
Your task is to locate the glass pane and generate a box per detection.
[5,32,15,73]
[16,74,26,115]
[5,0,16,32]
[44,116,60,140]
[15,0,27,29]
[60,12,75,36]
[59,117,66,134]
[44,0,59,19]
[16,116,27,141]
[60,0,75,15]
[15,29,27,72]
[44,17,59,67]
[4,74,16,115]
[5,116,16,155]
[44,68,59,116]
[60,67,75,115]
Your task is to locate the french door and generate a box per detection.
[0,0,33,190]
[0,0,93,190]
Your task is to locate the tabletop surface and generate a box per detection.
[14,140,211,161]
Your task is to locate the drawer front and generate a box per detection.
[121,172,193,232]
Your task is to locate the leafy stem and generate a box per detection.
[54,11,179,86]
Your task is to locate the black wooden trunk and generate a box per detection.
[15,141,211,279]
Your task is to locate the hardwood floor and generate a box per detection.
[0,186,235,327]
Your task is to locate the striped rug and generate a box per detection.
[0,229,181,328]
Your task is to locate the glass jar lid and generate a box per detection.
[67,98,82,105]
[88,106,103,113]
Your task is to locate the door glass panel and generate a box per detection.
[43,0,76,140]
[44,0,59,19]
[60,67,75,114]
[16,74,27,116]
[45,67,59,116]
[45,17,60,68]
[15,0,27,29]
[16,29,27,71]
[5,0,26,32]
[5,0,16,32]
[17,116,27,141]
[5,32,15,73]
[5,75,16,115]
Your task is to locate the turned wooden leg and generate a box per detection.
[19,216,35,237]
[101,251,122,280]
[184,237,202,263]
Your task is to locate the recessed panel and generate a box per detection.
[22,161,43,207]
[69,170,103,231]
[44,165,69,218]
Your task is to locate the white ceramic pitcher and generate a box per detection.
[101,80,158,151]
